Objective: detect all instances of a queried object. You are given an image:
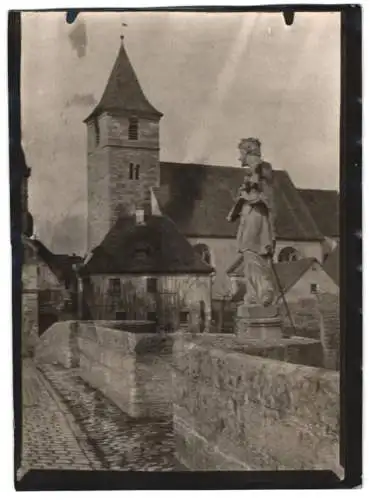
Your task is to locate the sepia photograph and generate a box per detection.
[9,6,362,490]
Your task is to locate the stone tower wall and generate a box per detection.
[86,113,160,250]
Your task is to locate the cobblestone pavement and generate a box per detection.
[20,359,101,475]
[25,361,177,471]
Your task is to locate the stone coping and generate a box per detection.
[177,333,320,350]
[173,333,324,368]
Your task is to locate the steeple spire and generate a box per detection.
[84,32,162,122]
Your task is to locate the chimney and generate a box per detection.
[135,208,145,225]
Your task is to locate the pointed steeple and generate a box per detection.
[84,39,162,122]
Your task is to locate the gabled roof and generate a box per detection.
[80,214,213,275]
[298,189,339,238]
[25,238,82,285]
[84,41,162,122]
[155,162,324,241]
[323,245,340,286]
[228,257,319,302]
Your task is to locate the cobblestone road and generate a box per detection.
[20,359,100,475]
[20,360,177,473]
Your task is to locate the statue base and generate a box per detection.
[235,304,282,342]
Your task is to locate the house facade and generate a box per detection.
[80,212,213,331]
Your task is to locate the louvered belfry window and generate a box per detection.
[128,116,139,140]
[93,118,100,145]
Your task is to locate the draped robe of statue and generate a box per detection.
[228,160,277,307]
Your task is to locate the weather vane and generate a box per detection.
[120,22,128,42]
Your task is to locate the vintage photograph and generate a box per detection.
[15,9,344,479]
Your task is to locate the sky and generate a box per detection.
[21,11,340,255]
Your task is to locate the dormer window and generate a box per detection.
[134,243,152,261]
[128,116,138,140]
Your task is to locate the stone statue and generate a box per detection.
[227,138,277,308]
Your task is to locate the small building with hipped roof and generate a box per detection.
[79,210,214,332]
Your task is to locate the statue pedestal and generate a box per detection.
[236,304,282,342]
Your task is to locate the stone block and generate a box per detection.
[236,304,283,341]
[77,325,174,418]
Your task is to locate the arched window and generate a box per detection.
[278,246,300,263]
[193,243,212,266]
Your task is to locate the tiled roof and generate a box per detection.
[84,42,162,122]
[227,256,318,302]
[155,162,323,241]
[298,189,339,238]
[81,214,213,275]
[323,245,340,286]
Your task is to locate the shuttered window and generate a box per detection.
[128,117,138,140]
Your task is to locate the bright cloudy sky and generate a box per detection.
[21,11,340,255]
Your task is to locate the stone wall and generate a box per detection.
[173,336,341,474]
[87,147,110,251]
[77,322,175,418]
[86,112,160,251]
[34,321,79,368]
[280,293,340,370]
[317,293,340,371]
[34,320,175,418]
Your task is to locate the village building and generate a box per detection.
[81,210,213,331]
[228,256,339,304]
[153,164,325,298]
[80,37,337,321]
[18,143,83,351]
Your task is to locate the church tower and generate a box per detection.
[84,37,163,250]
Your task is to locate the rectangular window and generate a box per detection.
[147,277,158,293]
[128,117,138,140]
[109,278,121,297]
[135,164,140,180]
[129,163,140,179]
[116,311,127,320]
[179,311,189,324]
[310,283,318,294]
[147,311,157,323]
